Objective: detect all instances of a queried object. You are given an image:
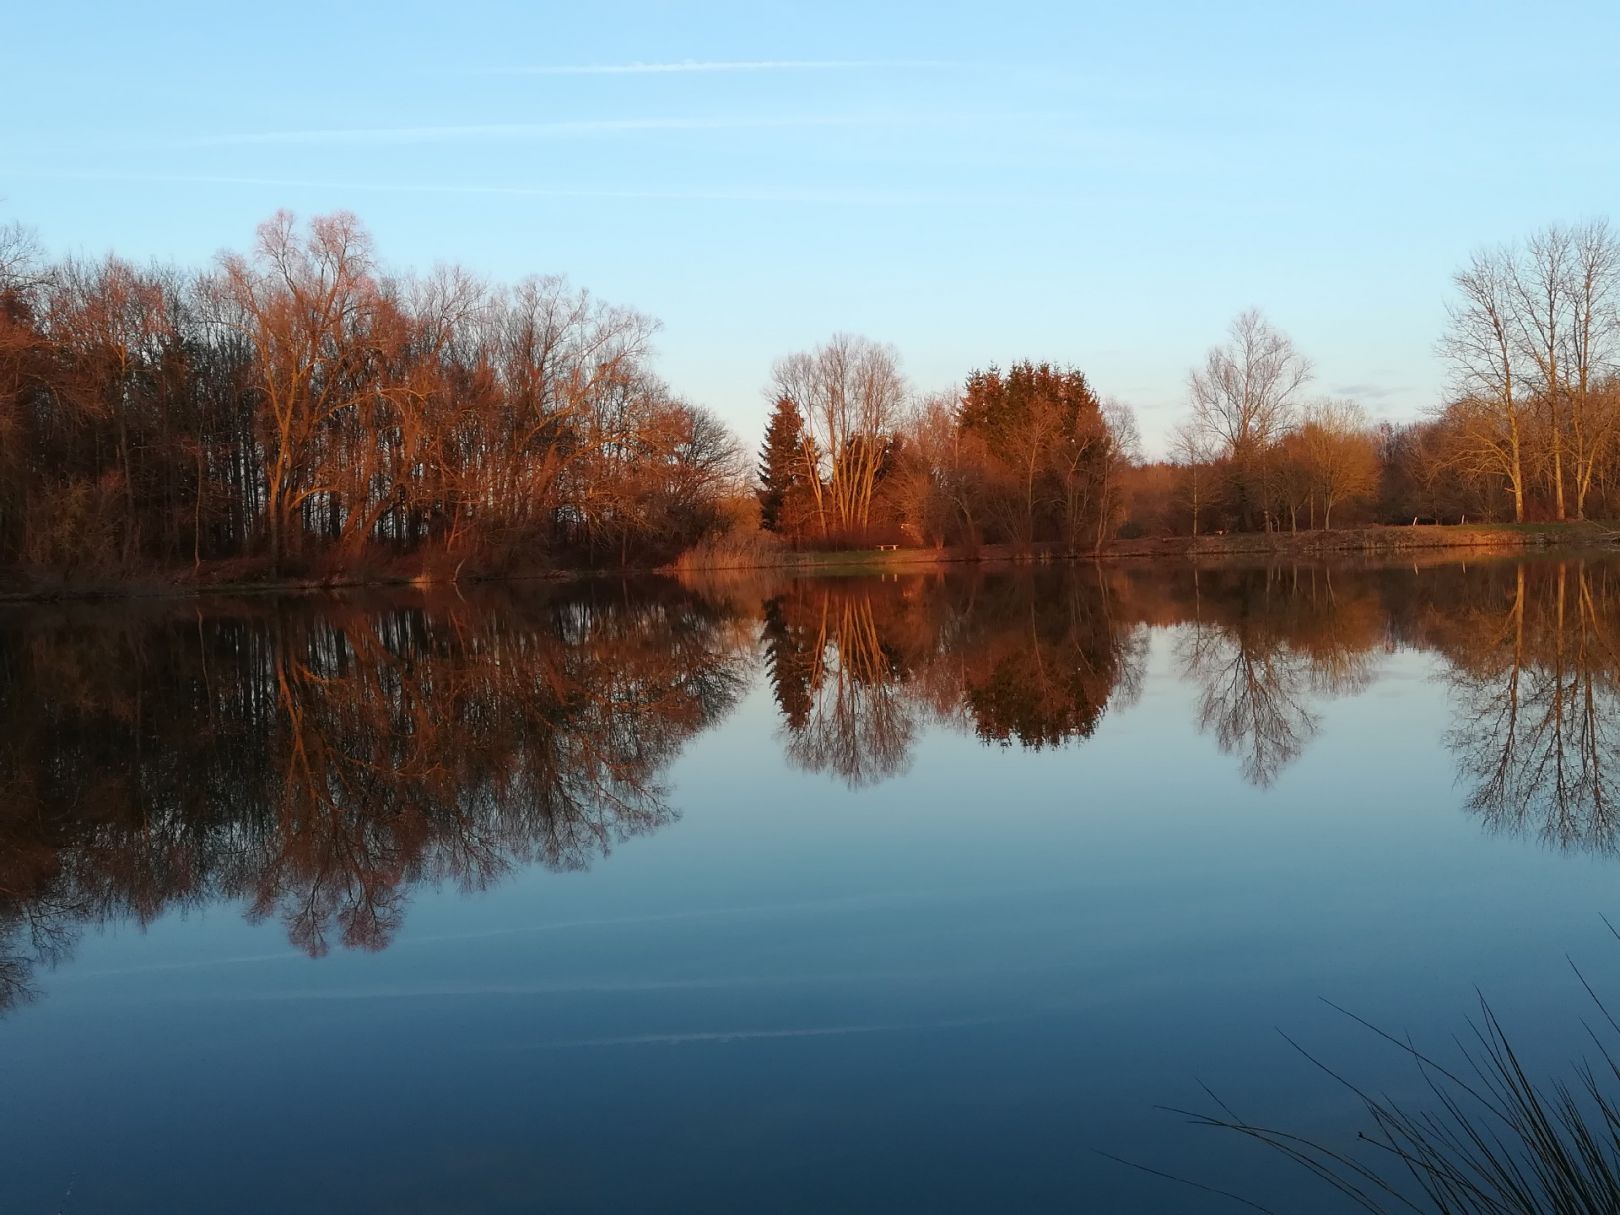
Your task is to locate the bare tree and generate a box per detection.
[771,334,907,541]
[1093,398,1141,549]
[1298,398,1379,528]
[1510,224,1574,519]
[1187,309,1312,530]
[894,392,978,546]
[217,211,381,569]
[45,257,176,564]
[1439,246,1528,522]
[0,221,43,292]
[1563,219,1620,518]
[1170,420,1217,536]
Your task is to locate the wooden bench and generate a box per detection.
[875,544,900,552]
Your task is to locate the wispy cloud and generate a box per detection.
[177,113,906,148]
[542,1015,1006,1048]
[1332,381,1407,400]
[487,59,956,77]
[8,169,927,207]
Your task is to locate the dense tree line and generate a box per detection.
[756,339,1140,550]
[5,207,1617,587]
[0,212,744,581]
[748,219,1620,550]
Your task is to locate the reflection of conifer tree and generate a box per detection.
[761,596,813,729]
[780,586,916,789]
[760,570,1144,775]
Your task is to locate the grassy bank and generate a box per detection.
[669,521,1620,574]
[2,522,1614,604]
[0,556,588,605]
[1107,520,1620,559]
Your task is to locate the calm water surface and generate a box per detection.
[3,557,1618,1213]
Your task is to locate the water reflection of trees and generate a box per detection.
[1170,565,1387,787]
[752,559,1620,850]
[1159,559,1620,839]
[758,562,1391,792]
[7,557,1620,1011]
[1428,561,1620,853]
[763,584,920,787]
[0,583,747,1010]
[760,569,1149,786]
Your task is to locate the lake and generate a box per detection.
[2,555,1618,1213]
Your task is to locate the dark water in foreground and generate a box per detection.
[3,556,1619,1213]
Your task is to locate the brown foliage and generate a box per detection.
[0,211,744,580]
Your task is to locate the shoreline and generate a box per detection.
[1,523,1614,605]
[670,522,1620,573]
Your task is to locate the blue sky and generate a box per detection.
[6,0,1618,454]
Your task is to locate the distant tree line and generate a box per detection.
[1415,219,1620,523]
[752,220,1620,547]
[1140,221,1620,536]
[0,211,745,580]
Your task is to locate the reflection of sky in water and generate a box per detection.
[3,561,1620,1213]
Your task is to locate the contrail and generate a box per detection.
[178,113,905,148]
[488,59,957,77]
[6,169,926,207]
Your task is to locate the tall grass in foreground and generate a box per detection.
[1118,923,1620,1213]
